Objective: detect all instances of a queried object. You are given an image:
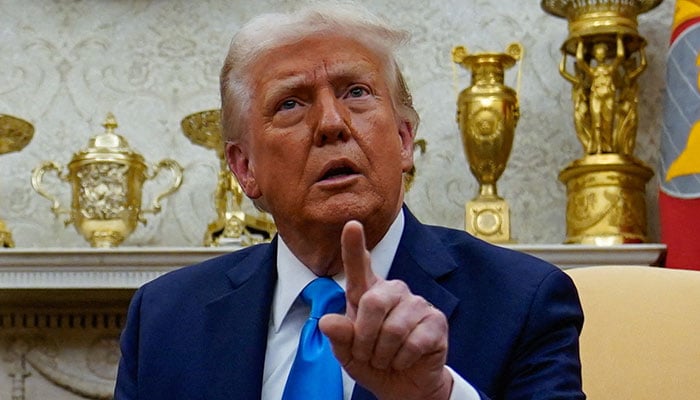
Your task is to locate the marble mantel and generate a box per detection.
[0,244,665,399]
[0,244,667,290]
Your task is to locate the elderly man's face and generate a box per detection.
[226,35,414,230]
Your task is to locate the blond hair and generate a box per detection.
[219,2,419,143]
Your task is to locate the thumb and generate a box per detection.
[319,314,354,366]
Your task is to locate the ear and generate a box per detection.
[398,120,415,173]
[225,141,262,199]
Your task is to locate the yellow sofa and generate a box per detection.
[566,265,700,400]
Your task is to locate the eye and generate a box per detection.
[278,99,299,111]
[346,85,369,98]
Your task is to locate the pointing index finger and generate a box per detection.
[341,220,377,310]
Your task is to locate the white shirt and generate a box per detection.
[261,210,479,399]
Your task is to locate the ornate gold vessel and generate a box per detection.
[452,43,523,243]
[0,114,34,247]
[542,0,661,244]
[31,113,183,247]
[181,109,276,246]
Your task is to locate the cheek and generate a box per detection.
[255,135,310,181]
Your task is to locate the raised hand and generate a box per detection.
[319,220,453,400]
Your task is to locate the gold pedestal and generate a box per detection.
[0,220,14,248]
[465,193,512,243]
[559,154,653,244]
[0,114,34,247]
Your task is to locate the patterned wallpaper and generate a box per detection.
[0,0,673,248]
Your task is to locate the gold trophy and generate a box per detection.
[0,114,34,247]
[31,113,184,247]
[542,0,661,244]
[452,43,523,243]
[180,109,276,246]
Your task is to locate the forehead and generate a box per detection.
[248,35,387,91]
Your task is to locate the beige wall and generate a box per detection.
[0,0,673,248]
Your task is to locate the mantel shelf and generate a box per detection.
[0,244,666,290]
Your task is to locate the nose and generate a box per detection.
[311,89,350,146]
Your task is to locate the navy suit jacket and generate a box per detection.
[115,208,584,399]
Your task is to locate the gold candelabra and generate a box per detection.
[181,109,276,247]
[542,0,661,244]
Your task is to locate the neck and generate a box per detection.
[276,207,401,276]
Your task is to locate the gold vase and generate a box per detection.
[0,114,34,247]
[180,109,276,247]
[452,43,523,243]
[31,113,183,247]
[542,0,661,244]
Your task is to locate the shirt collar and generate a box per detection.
[272,210,405,332]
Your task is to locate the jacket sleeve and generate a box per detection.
[114,287,145,400]
[503,269,585,399]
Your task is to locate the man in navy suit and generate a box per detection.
[115,3,584,399]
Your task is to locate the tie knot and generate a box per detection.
[301,277,346,319]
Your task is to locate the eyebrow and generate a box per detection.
[263,74,312,105]
[262,60,380,104]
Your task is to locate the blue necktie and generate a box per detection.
[282,277,346,399]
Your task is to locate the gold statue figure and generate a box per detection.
[560,34,647,155]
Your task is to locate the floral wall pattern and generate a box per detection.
[0,0,673,248]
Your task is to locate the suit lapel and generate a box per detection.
[351,208,461,400]
[389,208,460,319]
[203,241,278,400]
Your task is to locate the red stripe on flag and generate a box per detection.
[671,16,700,42]
[659,191,700,270]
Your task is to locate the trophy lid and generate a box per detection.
[72,113,144,164]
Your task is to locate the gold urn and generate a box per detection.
[452,43,523,243]
[31,113,183,247]
[181,109,276,247]
[542,0,661,244]
[0,114,34,247]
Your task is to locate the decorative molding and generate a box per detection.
[0,247,230,289]
[504,243,665,269]
[0,311,124,331]
[3,335,118,400]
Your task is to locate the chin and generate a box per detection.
[308,193,397,226]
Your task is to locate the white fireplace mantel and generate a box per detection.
[0,244,666,290]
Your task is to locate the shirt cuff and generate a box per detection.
[446,365,480,400]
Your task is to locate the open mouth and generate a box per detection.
[318,160,359,182]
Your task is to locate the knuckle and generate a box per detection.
[358,289,391,312]
[385,279,409,293]
[381,320,407,341]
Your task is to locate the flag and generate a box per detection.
[659,0,700,270]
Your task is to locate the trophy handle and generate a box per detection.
[506,42,525,103]
[140,159,184,218]
[30,161,72,224]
